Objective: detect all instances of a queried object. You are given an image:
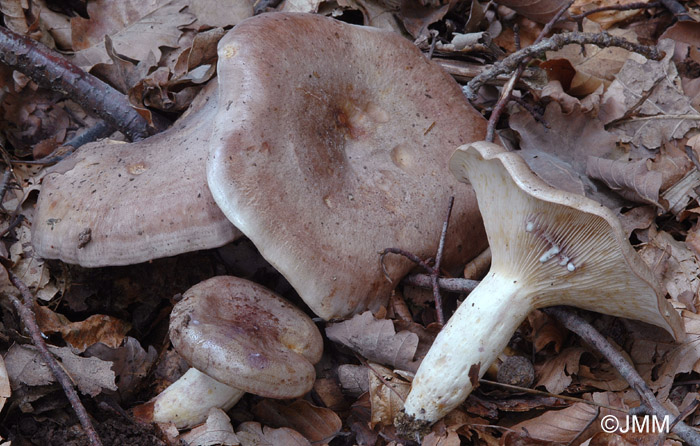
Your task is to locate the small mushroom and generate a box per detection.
[398,141,684,435]
[134,276,323,429]
[32,81,240,267]
[207,12,488,320]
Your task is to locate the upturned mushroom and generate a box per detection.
[133,276,323,429]
[397,141,684,435]
[207,12,487,320]
[32,81,240,267]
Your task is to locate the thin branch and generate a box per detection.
[0,168,12,207]
[5,270,103,446]
[465,32,664,100]
[431,197,454,325]
[659,0,692,21]
[17,121,114,166]
[403,275,479,293]
[355,354,406,403]
[380,248,435,282]
[479,379,627,412]
[568,407,601,446]
[543,307,700,446]
[568,1,660,23]
[0,214,24,238]
[0,26,149,141]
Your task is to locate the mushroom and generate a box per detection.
[207,12,488,320]
[32,80,240,267]
[133,276,323,429]
[397,141,685,435]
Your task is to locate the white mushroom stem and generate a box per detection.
[402,272,528,423]
[396,141,683,437]
[150,368,244,429]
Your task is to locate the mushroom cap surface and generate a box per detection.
[32,81,240,267]
[169,276,323,398]
[207,12,488,320]
[449,141,684,340]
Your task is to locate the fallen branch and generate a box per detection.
[0,26,149,141]
[543,306,700,445]
[465,32,664,100]
[5,269,103,446]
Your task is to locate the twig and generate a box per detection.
[659,0,692,21]
[568,407,600,446]
[568,1,660,23]
[381,198,457,324]
[0,167,12,207]
[486,74,519,142]
[479,379,627,412]
[17,121,114,166]
[543,306,700,445]
[355,354,406,403]
[431,197,454,325]
[380,248,435,282]
[0,214,24,238]
[510,96,548,128]
[403,275,479,293]
[427,29,439,60]
[5,270,103,446]
[671,399,700,432]
[0,26,149,141]
[465,32,664,100]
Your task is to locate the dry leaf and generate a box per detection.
[661,168,700,216]
[0,355,10,412]
[396,1,450,38]
[9,224,59,302]
[493,0,569,23]
[236,421,310,446]
[509,392,626,443]
[631,310,700,401]
[325,311,420,372]
[34,305,131,352]
[70,0,195,71]
[338,364,370,396]
[252,399,341,444]
[589,431,678,446]
[529,310,568,353]
[510,102,621,206]
[601,40,698,149]
[573,0,644,29]
[546,20,633,96]
[640,230,700,302]
[422,420,462,446]
[535,347,586,394]
[4,344,117,396]
[84,336,157,400]
[188,0,253,27]
[367,363,411,428]
[180,408,239,446]
[586,156,664,207]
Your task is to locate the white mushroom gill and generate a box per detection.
[397,141,684,436]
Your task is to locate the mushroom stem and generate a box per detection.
[137,368,245,430]
[401,273,529,428]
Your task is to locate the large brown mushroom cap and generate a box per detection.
[207,12,488,320]
[169,276,323,398]
[32,81,240,267]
